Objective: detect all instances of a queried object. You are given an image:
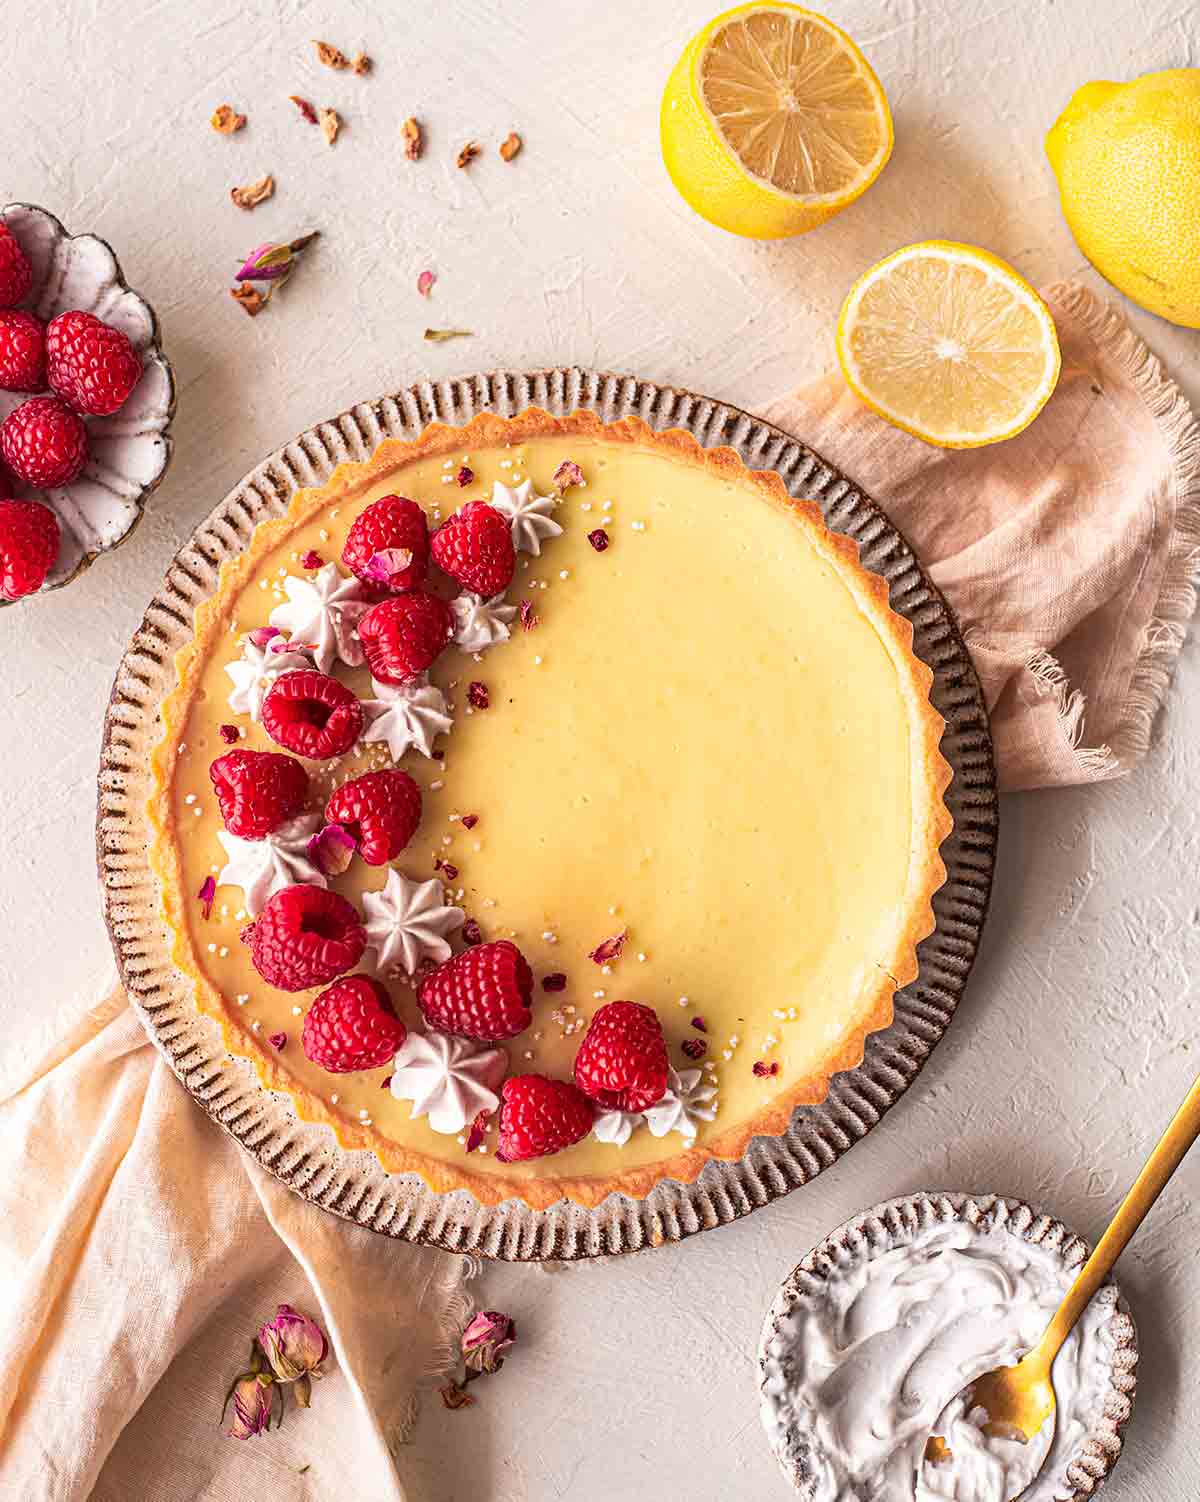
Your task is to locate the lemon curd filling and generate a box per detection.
[153,415,949,1205]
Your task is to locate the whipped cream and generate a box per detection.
[225,632,312,721]
[389,1029,507,1135]
[216,813,325,916]
[451,591,517,654]
[592,1106,644,1147]
[268,563,371,676]
[643,1066,718,1141]
[761,1218,1115,1502]
[489,478,563,556]
[362,868,466,977]
[359,674,452,761]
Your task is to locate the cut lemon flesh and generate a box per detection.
[661,3,892,239]
[836,242,1062,448]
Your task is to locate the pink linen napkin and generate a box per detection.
[763,282,1200,792]
[0,984,470,1502]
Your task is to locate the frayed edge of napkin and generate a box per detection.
[1043,282,1200,778]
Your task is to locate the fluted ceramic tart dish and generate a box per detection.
[99,370,997,1258]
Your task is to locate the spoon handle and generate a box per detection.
[1041,1072,1200,1363]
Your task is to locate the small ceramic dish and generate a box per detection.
[759,1193,1138,1500]
[0,202,176,601]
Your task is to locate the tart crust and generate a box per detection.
[148,409,953,1210]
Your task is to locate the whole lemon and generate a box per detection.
[1046,69,1200,327]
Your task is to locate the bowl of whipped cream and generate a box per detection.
[758,1193,1137,1502]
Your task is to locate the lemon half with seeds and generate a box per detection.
[661,3,893,239]
[836,242,1062,449]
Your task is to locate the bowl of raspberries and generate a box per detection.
[0,203,175,602]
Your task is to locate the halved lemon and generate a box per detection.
[660,3,893,239]
[836,242,1062,448]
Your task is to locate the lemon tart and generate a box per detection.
[148,409,951,1209]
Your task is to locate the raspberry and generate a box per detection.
[342,494,429,591]
[495,1075,595,1162]
[262,669,364,759]
[0,310,46,392]
[417,940,533,1040]
[209,748,309,839]
[573,1000,669,1113]
[302,974,406,1072]
[0,397,88,489]
[45,310,143,417]
[430,501,515,596]
[0,499,60,600]
[357,591,453,685]
[0,225,32,309]
[250,884,366,992]
[326,767,422,865]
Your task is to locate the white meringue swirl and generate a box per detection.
[643,1066,719,1141]
[389,1029,507,1135]
[451,592,517,654]
[362,868,466,977]
[268,563,371,676]
[216,813,325,917]
[360,674,452,761]
[489,478,563,556]
[224,633,313,721]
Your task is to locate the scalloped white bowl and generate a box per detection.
[0,202,175,599]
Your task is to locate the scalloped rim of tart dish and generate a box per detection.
[148,408,952,1210]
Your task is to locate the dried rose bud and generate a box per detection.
[223,1371,276,1439]
[461,1310,516,1375]
[235,233,319,284]
[307,823,357,877]
[197,875,217,919]
[589,928,627,965]
[257,1304,329,1384]
[553,459,584,491]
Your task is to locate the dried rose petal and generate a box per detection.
[402,117,423,161]
[456,141,480,169]
[380,1074,392,1090]
[417,270,436,298]
[456,466,474,487]
[290,95,319,124]
[301,549,323,569]
[313,39,350,69]
[318,107,341,146]
[268,1031,287,1050]
[230,174,275,211]
[691,1016,707,1033]
[219,723,240,744]
[553,459,584,491]
[752,1060,780,1078]
[424,328,473,343]
[362,547,415,586]
[587,528,610,552]
[211,104,246,134]
[307,823,357,876]
[198,875,217,919]
[231,284,266,317]
[240,922,257,944]
[681,1038,707,1060]
[435,858,459,881]
[462,918,483,947]
[352,53,371,75]
[467,681,489,710]
[499,132,522,163]
[440,1384,475,1410]
[248,626,280,648]
[465,1109,491,1153]
[461,814,479,830]
[589,928,628,965]
[542,973,567,993]
[271,635,314,654]
[519,598,539,631]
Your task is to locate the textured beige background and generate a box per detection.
[2,1,1199,1498]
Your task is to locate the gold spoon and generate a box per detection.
[926,1072,1200,1487]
